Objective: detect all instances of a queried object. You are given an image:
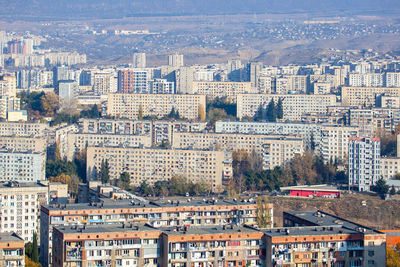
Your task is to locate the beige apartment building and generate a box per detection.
[0,122,49,137]
[64,133,152,160]
[0,136,47,153]
[237,94,337,121]
[107,93,206,120]
[172,132,303,169]
[341,86,400,107]
[93,72,115,95]
[86,146,230,191]
[192,81,256,102]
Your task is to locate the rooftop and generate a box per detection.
[0,232,24,243]
[284,210,383,235]
[43,198,258,211]
[263,225,359,237]
[280,184,341,192]
[55,223,158,235]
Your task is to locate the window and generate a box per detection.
[368,251,375,257]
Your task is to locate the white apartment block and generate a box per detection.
[341,86,400,107]
[386,72,400,87]
[0,181,68,242]
[215,121,359,163]
[107,93,206,120]
[237,94,337,121]
[93,72,115,95]
[64,133,152,161]
[172,132,303,169]
[348,137,381,192]
[192,81,256,102]
[151,78,175,94]
[381,157,400,180]
[0,122,49,137]
[348,73,384,87]
[86,146,229,191]
[0,150,46,182]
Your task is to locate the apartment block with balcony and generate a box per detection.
[237,94,337,121]
[107,93,206,120]
[0,121,49,137]
[0,232,24,267]
[86,146,229,191]
[40,198,269,267]
[172,132,303,170]
[161,225,264,267]
[192,81,256,102]
[52,224,161,267]
[0,150,46,182]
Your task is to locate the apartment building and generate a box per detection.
[50,210,386,267]
[282,210,386,267]
[93,72,115,95]
[172,132,303,169]
[162,225,264,267]
[349,108,400,136]
[52,224,161,267]
[348,137,381,191]
[0,121,49,137]
[86,146,230,190]
[348,73,384,87]
[0,232,24,267]
[192,81,256,102]
[237,94,337,121]
[0,150,46,182]
[215,121,359,163]
[40,198,267,267]
[117,69,149,94]
[341,86,400,107]
[64,133,152,160]
[79,118,207,147]
[107,93,206,120]
[386,72,400,87]
[0,136,46,153]
[0,181,67,242]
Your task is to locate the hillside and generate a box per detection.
[271,193,400,230]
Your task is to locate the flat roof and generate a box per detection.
[263,225,359,237]
[161,225,261,236]
[0,232,24,243]
[43,198,257,212]
[284,210,383,235]
[55,223,158,235]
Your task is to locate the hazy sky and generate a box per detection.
[3,0,400,20]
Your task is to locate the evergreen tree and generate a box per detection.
[310,133,316,151]
[117,172,131,190]
[276,98,283,119]
[254,104,264,121]
[390,185,397,196]
[99,159,110,184]
[266,99,276,122]
[32,232,39,263]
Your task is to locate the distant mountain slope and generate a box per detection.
[2,0,400,20]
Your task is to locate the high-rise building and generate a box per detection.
[53,66,70,87]
[58,80,78,105]
[174,67,193,94]
[168,54,184,67]
[93,72,115,95]
[133,52,146,68]
[150,78,175,94]
[247,62,263,87]
[227,59,243,82]
[0,150,46,182]
[117,69,148,94]
[348,137,381,191]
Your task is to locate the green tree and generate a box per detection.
[138,180,152,196]
[99,159,110,184]
[254,105,265,121]
[32,232,39,263]
[25,242,33,259]
[276,97,283,119]
[167,107,180,119]
[266,99,276,122]
[373,178,390,197]
[116,172,131,190]
[169,175,190,195]
[256,196,272,228]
